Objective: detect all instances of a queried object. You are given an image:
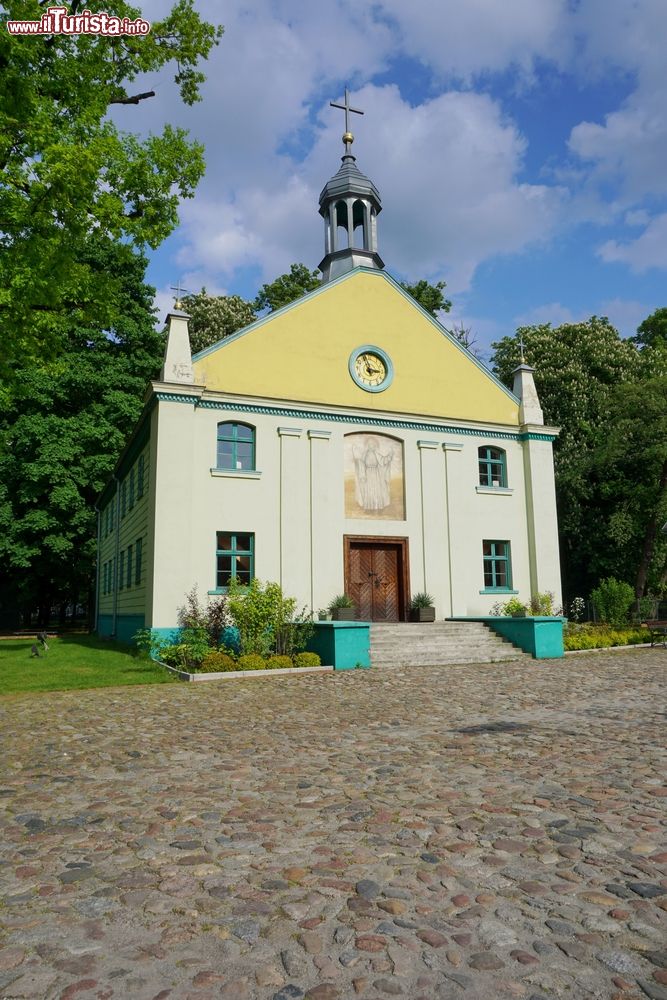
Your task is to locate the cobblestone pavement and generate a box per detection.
[1,650,666,1000]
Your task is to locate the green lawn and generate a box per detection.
[0,635,176,694]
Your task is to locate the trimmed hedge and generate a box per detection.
[564,625,650,651]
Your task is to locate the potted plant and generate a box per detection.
[409,592,435,622]
[503,597,528,618]
[328,594,356,621]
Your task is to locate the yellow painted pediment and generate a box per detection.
[192,269,519,426]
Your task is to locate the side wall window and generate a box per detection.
[137,455,145,498]
[482,540,512,590]
[216,422,255,471]
[135,538,142,585]
[216,532,254,589]
[478,446,507,488]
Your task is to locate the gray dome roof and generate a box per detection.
[318,154,382,214]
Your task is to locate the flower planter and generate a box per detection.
[331,608,356,621]
[409,607,435,622]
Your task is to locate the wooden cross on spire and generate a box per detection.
[330,88,363,154]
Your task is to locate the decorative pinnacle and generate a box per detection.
[330,88,363,155]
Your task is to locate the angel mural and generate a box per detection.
[345,433,405,519]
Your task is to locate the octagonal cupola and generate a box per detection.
[318,89,384,283]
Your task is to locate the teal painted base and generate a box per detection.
[448,616,566,659]
[307,622,371,669]
[96,614,145,646]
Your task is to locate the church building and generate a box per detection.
[96,97,562,644]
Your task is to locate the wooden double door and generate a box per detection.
[345,536,409,622]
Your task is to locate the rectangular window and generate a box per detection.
[483,540,512,590]
[129,467,135,509]
[137,454,145,499]
[121,482,127,518]
[216,532,254,589]
[110,500,115,532]
[135,537,142,585]
[119,550,125,590]
[112,556,116,592]
[126,545,133,589]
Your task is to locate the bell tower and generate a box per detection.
[319,89,384,283]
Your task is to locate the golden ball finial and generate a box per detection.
[343,131,354,146]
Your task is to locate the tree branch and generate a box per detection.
[109,91,156,106]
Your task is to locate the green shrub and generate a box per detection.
[266,655,294,670]
[177,586,230,647]
[227,578,313,657]
[199,651,238,672]
[590,577,634,627]
[237,653,268,671]
[293,651,321,668]
[159,644,190,668]
[530,591,554,616]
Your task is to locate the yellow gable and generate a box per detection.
[192,270,519,426]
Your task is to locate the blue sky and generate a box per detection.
[133,0,667,358]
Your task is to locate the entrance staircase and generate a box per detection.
[370,621,530,668]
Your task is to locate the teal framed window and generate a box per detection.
[478,446,507,488]
[129,468,135,509]
[216,532,254,589]
[216,422,255,471]
[137,454,145,499]
[120,482,127,518]
[119,551,125,590]
[483,540,512,590]
[126,545,133,589]
[110,501,115,532]
[135,538,142,585]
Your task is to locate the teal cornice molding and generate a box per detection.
[155,392,200,405]
[197,399,523,441]
[518,432,557,442]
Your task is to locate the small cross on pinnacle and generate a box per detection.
[330,88,364,154]
[170,279,188,310]
[518,333,526,364]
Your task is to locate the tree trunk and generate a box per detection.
[635,458,667,598]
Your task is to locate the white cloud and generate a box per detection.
[598,212,667,272]
[566,0,667,204]
[375,0,568,80]
[514,302,581,328]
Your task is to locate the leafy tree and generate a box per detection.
[633,307,667,351]
[594,376,667,597]
[0,239,163,625]
[180,289,256,354]
[400,279,451,317]
[254,263,321,313]
[0,0,222,374]
[491,318,641,599]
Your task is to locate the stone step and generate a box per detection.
[368,621,528,667]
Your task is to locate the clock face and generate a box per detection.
[354,351,387,387]
[349,346,393,392]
